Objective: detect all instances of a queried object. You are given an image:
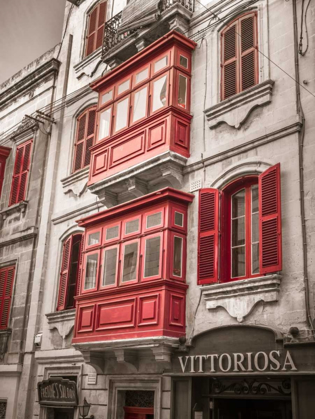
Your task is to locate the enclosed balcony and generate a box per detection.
[88,31,196,206]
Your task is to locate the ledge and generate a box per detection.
[61,167,89,197]
[205,79,275,129]
[0,201,28,221]
[73,48,102,78]
[202,274,281,323]
[46,309,76,339]
[0,364,22,376]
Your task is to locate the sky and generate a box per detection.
[0,0,67,85]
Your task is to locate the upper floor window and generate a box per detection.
[0,146,11,199]
[0,265,16,329]
[85,1,107,57]
[221,12,258,100]
[198,164,282,284]
[73,107,96,173]
[9,139,33,206]
[57,234,83,311]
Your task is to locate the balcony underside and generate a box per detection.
[88,151,187,207]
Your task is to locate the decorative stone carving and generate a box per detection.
[46,309,76,339]
[202,274,281,323]
[152,343,173,364]
[204,79,275,129]
[61,167,89,197]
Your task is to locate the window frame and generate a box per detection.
[169,232,185,281]
[120,238,140,286]
[143,207,164,233]
[103,221,121,244]
[130,83,150,126]
[85,227,102,250]
[150,71,170,115]
[82,249,101,294]
[9,139,33,206]
[113,95,131,134]
[0,265,15,330]
[100,244,119,289]
[141,231,163,282]
[97,104,113,143]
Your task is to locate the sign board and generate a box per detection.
[38,377,78,407]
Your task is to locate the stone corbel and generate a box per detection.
[135,38,150,52]
[64,179,87,197]
[126,178,148,198]
[81,351,105,374]
[107,57,123,70]
[168,15,190,34]
[152,343,173,365]
[114,349,138,371]
[160,163,183,189]
[97,189,118,208]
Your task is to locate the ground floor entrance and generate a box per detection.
[124,406,154,419]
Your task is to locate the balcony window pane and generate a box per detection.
[180,55,188,68]
[133,86,148,123]
[144,236,161,278]
[101,90,113,105]
[178,75,187,109]
[115,98,129,131]
[99,108,111,139]
[152,76,167,112]
[106,225,119,240]
[232,246,245,278]
[103,247,117,286]
[125,219,139,235]
[147,212,162,228]
[118,79,130,95]
[174,212,183,227]
[122,242,138,282]
[84,253,98,289]
[136,68,149,84]
[173,236,183,277]
[88,232,100,246]
[154,56,168,73]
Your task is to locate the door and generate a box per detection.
[124,406,154,419]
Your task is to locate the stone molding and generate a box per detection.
[0,363,22,376]
[46,309,76,339]
[73,48,103,78]
[34,348,84,364]
[0,201,28,221]
[51,200,104,225]
[204,79,275,129]
[202,274,281,323]
[61,167,89,197]
[0,226,38,248]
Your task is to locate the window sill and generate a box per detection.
[73,48,102,78]
[204,79,275,129]
[202,274,281,323]
[61,167,89,197]
[46,309,76,339]
[0,201,28,221]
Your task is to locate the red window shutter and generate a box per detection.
[240,14,257,92]
[73,107,96,172]
[86,7,98,57]
[222,23,238,100]
[259,163,282,274]
[198,189,219,285]
[75,235,84,301]
[57,236,73,311]
[85,2,107,57]
[96,2,107,50]
[0,266,15,329]
[9,140,33,206]
[74,113,87,172]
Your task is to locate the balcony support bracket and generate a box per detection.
[81,350,105,374]
[152,343,173,367]
[114,349,139,371]
[97,190,118,208]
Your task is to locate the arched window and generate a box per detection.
[57,234,84,311]
[73,106,96,173]
[198,164,282,284]
[85,1,107,57]
[221,12,258,100]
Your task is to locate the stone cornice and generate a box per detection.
[0,225,38,248]
[0,58,60,109]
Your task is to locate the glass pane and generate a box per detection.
[174,212,184,227]
[147,212,162,228]
[101,90,113,104]
[173,236,183,277]
[133,86,148,123]
[232,217,245,246]
[178,75,187,109]
[154,56,168,73]
[122,242,138,282]
[125,219,139,235]
[103,247,117,286]
[152,76,167,112]
[136,68,149,84]
[84,253,98,289]
[252,212,259,243]
[106,225,119,240]
[118,79,130,95]
[144,236,161,277]
[252,184,259,213]
[115,98,129,131]
[180,55,188,68]
[88,232,100,246]
[232,189,245,218]
[232,246,245,277]
[99,108,111,139]
[252,243,259,274]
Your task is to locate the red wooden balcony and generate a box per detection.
[72,188,194,346]
[88,32,196,205]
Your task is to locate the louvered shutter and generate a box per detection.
[57,236,73,311]
[85,2,107,57]
[96,2,107,50]
[222,23,238,100]
[84,109,96,167]
[0,266,15,329]
[9,140,33,206]
[259,163,282,274]
[73,113,87,172]
[240,14,257,92]
[86,7,98,57]
[75,234,84,302]
[198,189,219,285]
[73,107,96,173]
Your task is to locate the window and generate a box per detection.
[198,164,282,284]
[73,107,96,172]
[57,234,83,311]
[0,146,10,199]
[85,1,107,57]
[9,139,33,206]
[0,266,15,329]
[221,12,258,100]
[0,401,7,419]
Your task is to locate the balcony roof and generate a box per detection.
[77,187,194,227]
[90,30,196,93]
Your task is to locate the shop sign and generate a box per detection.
[178,350,297,373]
[38,377,78,407]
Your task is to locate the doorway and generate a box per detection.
[53,409,74,419]
[124,406,154,419]
[215,398,292,419]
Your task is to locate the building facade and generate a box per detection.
[0,0,315,418]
